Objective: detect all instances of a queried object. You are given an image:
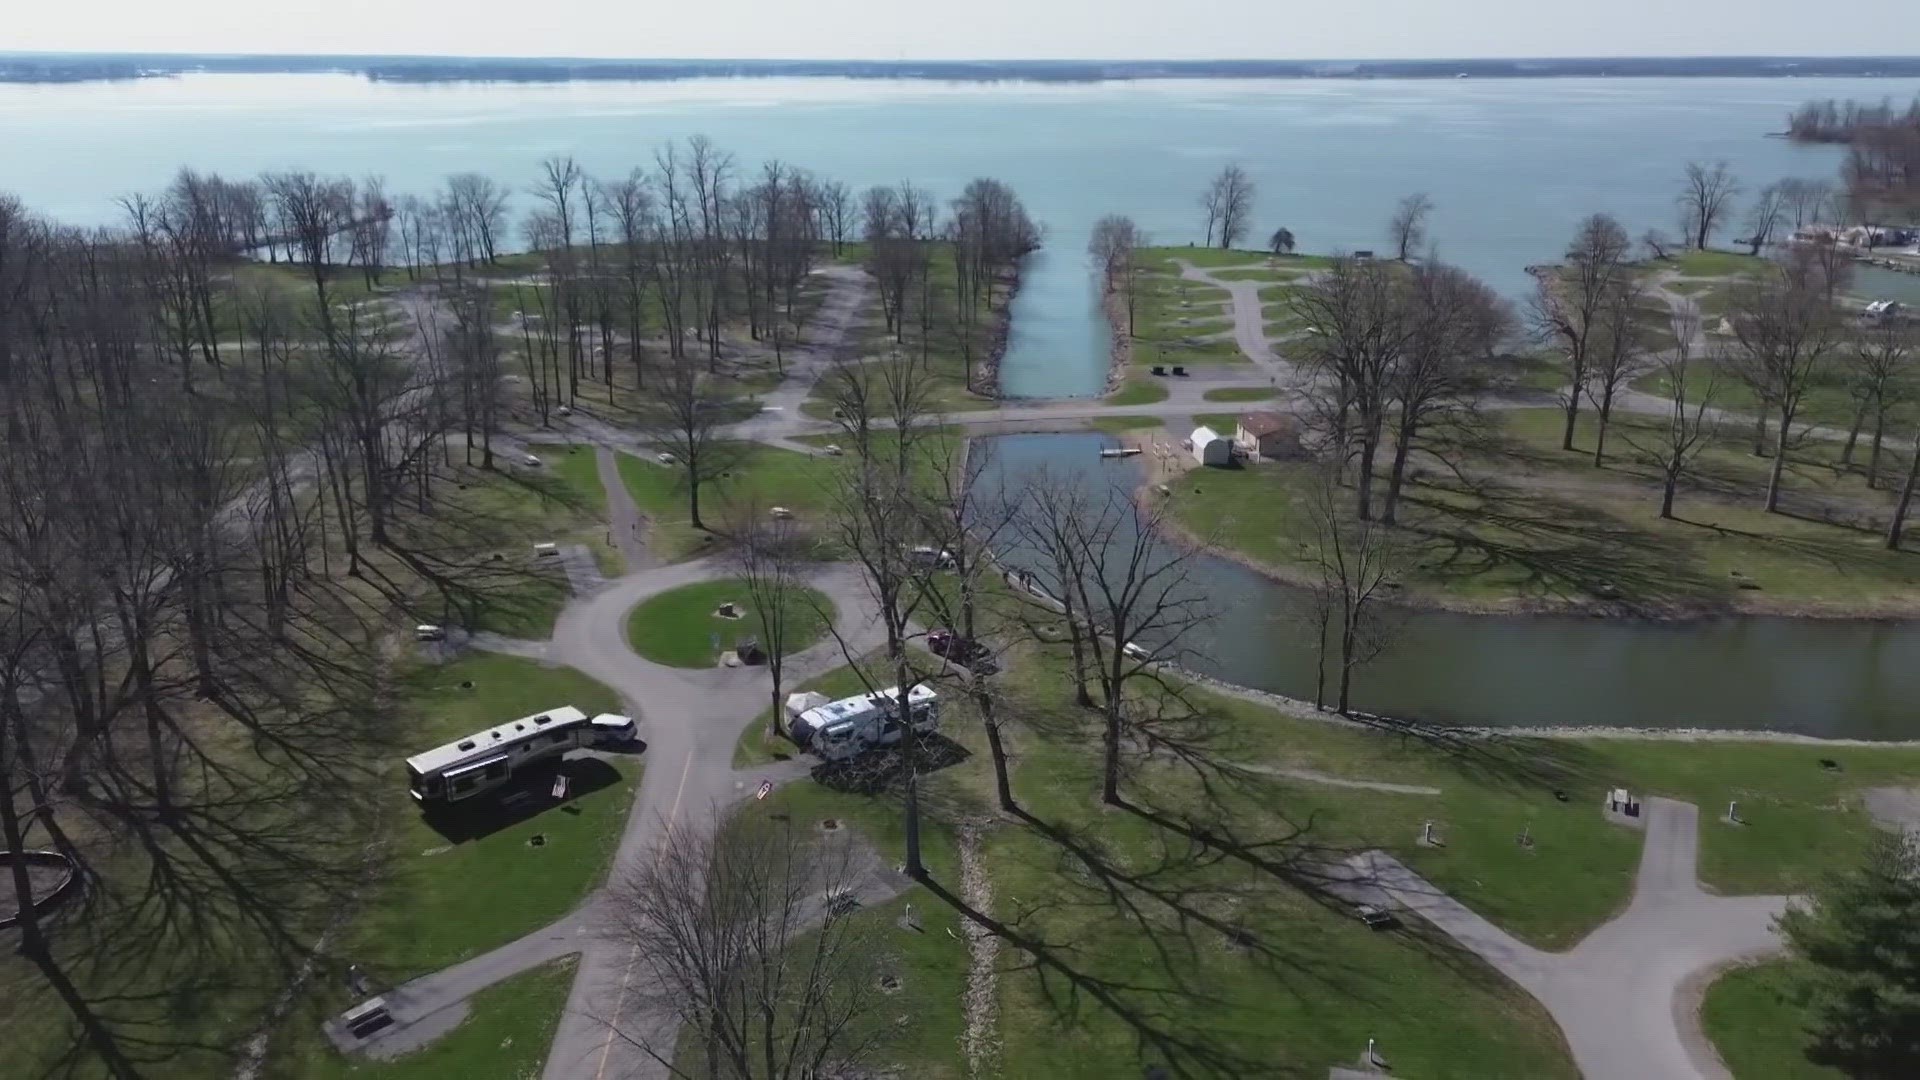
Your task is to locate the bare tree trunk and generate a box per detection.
[1660,471,1679,519]
[1890,434,1920,549]
[1593,385,1617,467]
[1751,411,1768,458]
[1842,399,1868,465]
[1765,422,1790,512]
[1868,408,1888,488]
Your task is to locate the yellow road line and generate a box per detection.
[594,749,695,1079]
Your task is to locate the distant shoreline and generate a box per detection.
[9,53,1920,87]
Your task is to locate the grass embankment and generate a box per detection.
[1160,405,1920,613]
[273,958,578,1080]
[1106,372,1170,406]
[626,577,834,668]
[739,609,1920,1077]
[1701,959,1845,1080]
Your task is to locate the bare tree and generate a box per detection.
[1624,306,1720,519]
[1781,177,1836,230]
[816,178,855,257]
[1744,181,1789,257]
[1290,255,1416,519]
[908,439,1023,813]
[604,814,889,1080]
[1889,427,1920,550]
[819,351,939,877]
[446,171,510,264]
[1300,466,1405,715]
[1381,261,1511,523]
[1585,278,1652,468]
[1268,226,1296,255]
[1388,193,1434,262]
[730,511,811,740]
[1679,161,1742,250]
[1728,251,1844,511]
[1088,214,1143,335]
[1841,320,1917,487]
[1530,213,1633,451]
[1200,163,1254,249]
[642,348,740,531]
[1015,478,1212,805]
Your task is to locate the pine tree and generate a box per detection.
[1777,831,1920,1078]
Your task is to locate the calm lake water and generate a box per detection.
[4,73,1919,397]
[975,432,1920,739]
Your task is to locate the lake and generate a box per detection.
[3,73,1917,398]
[975,432,1920,739]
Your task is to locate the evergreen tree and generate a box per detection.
[1778,831,1920,1078]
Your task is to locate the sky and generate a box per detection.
[8,0,1919,61]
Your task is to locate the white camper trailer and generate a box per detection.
[790,685,940,761]
[405,706,632,806]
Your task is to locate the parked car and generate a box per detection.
[655,451,676,465]
[414,624,446,642]
[1354,903,1397,930]
[928,629,997,672]
[523,453,542,467]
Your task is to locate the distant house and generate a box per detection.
[1189,425,1233,467]
[1235,411,1303,462]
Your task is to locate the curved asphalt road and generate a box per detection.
[1345,797,1793,1080]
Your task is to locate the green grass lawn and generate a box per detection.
[1127,269,1246,367]
[255,655,632,1076]
[615,444,842,562]
[351,656,629,978]
[1088,415,1168,434]
[1162,406,1920,612]
[1107,373,1170,406]
[269,958,577,1080]
[1202,385,1280,402]
[1701,960,1843,1080]
[1668,249,1771,279]
[627,576,833,668]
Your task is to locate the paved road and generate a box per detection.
[540,559,885,1080]
[1346,797,1792,1080]
[331,558,885,1073]
[596,446,653,573]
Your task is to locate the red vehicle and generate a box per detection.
[927,629,997,673]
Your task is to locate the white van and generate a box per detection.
[414,624,446,642]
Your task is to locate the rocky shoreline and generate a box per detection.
[969,264,1023,398]
[1098,278,1131,394]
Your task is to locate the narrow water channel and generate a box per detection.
[995,234,1112,400]
[973,431,1920,739]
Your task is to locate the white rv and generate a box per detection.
[789,685,940,761]
[405,706,635,805]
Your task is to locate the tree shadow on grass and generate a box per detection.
[1397,472,1722,607]
[809,734,971,797]
[418,756,624,844]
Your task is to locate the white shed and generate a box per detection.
[1190,425,1232,467]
